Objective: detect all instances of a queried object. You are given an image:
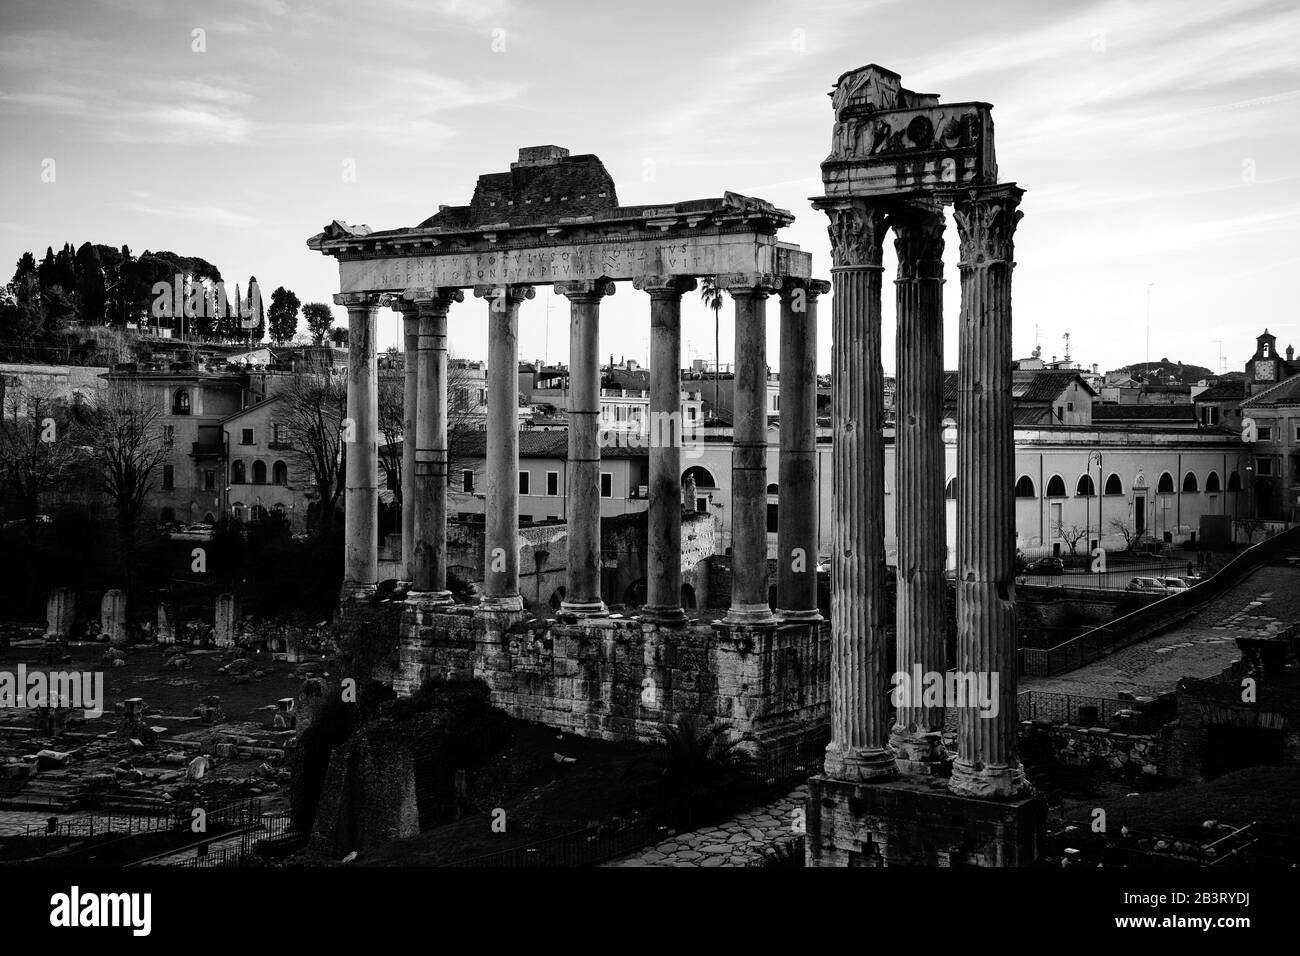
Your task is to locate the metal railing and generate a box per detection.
[1017,690,1166,729]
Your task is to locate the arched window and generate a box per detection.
[766,482,779,496]
[231,502,244,522]
[1015,475,1036,498]
[172,390,190,415]
[252,460,267,484]
[1182,471,1199,493]
[272,460,288,485]
[1046,475,1066,498]
[682,466,717,489]
[231,460,246,484]
[1157,471,1174,494]
[945,477,957,500]
[251,504,267,522]
[1105,473,1124,495]
[1076,474,1096,497]
[1228,472,1242,492]
[1206,471,1221,493]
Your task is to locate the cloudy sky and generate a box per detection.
[2,0,1297,375]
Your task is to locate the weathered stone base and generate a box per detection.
[806,774,1045,867]
[397,602,830,758]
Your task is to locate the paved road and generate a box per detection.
[1021,564,1300,699]
[603,785,806,867]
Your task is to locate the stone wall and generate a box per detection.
[1164,678,1300,782]
[806,776,1044,866]
[1021,720,1165,779]
[396,605,829,756]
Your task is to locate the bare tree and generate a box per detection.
[1107,518,1148,553]
[89,382,169,587]
[1056,523,1089,558]
[0,381,79,539]
[378,367,403,506]
[277,371,347,537]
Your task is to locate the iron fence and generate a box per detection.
[1017,690,1166,729]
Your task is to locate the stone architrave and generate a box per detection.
[949,185,1028,800]
[819,199,897,782]
[101,589,127,647]
[214,593,240,648]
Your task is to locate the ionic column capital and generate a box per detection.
[722,273,780,297]
[820,198,889,270]
[632,275,696,299]
[953,185,1025,269]
[891,205,947,282]
[555,279,616,302]
[473,283,535,304]
[778,277,832,302]
[333,291,384,309]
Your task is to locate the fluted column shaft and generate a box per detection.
[776,279,827,619]
[400,311,419,581]
[636,276,694,624]
[410,289,460,601]
[335,292,381,600]
[476,284,534,612]
[822,201,896,781]
[950,186,1027,799]
[726,285,776,626]
[890,207,949,768]
[557,280,614,617]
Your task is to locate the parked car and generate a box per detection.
[1127,576,1170,594]
[1159,577,1190,591]
[1024,557,1065,576]
[169,523,215,542]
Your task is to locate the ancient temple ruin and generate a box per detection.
[807,64,1042,865]
[307,63,1045,865]
[308,146,831,758]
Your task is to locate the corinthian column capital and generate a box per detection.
[953,185,1024,269]
[891,205,946,282]
[822,199,888,269]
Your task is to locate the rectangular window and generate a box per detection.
[1294,424,1300,442]
[462,469,474,493]
[600,472,613,498]
[1257,458,1273,476]
[1057,405,1064,420]
[1066,401,1074,412]
[1258,426,1273,441]
[519,471,530,495]
[546,471,559,496]
[162,464,175,491]
[687,407,697,421]
[163,424,175,447]
[240,427,254,445]
[767,502,779,533]
[204,470,215,491]
[696,496,708,514]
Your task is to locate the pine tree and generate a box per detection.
[75,242,107,325]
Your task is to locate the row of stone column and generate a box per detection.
[820,186,1027,799]
[335,275,827,627]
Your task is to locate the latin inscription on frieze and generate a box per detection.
[338,235,799,292]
